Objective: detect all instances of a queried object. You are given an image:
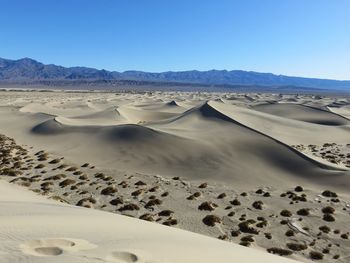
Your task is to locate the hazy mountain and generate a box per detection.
[0,57,349,90]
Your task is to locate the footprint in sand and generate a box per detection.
[111,251,139,262]
[20,238,96,257]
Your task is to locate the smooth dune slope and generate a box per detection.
[0,181,299,263]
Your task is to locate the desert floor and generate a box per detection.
[0,90,349,262]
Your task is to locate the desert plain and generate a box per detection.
[0,90,349,263]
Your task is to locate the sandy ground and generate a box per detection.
[0,90,349,262]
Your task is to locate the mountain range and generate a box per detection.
[0,57,349,90]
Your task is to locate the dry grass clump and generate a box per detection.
[34,164,45,169]
[1,168,22,177]
[319,225,331,233]
[294,186,304,192]
[41,181,53,191]
[163,219,178,226]
[297,208,310,216]
[139,213,154,221]
[119,203,140,211]
[231,199,241,206]
[241,235,254,242]
[49,158,60,164]
[44,174,66,180]
[264,233,272,239]
[322,206,335,214]
[161,191,169,197]
[280,209,292,217]
[66,166,78,172]
[340,233,348,239]
[187,192,201,200]
[198,182,208,188]
[73,171,83,175]
[101,186,117,195]
[309,251,323,260]
[59,178,76,187]
[202,214,221,226]
[285,229,295,237]
[231,229,240,237]
[252,200,263,210]
[322,190,338,198]
[158,210,174,216]
[149,186,159,192]
[145,198,162,208]
[131,189,143,197]
[217,193,227,199]
[76,197,96,207]
[81,163,89,167]
[78,174,88,180]
[110,197,123,206]
[286,243,307,251]
[238,220,259,234]
[198,201,218,211]
[267,247,293,256]
[323,214,335,222]
[135,180,146,186]
[227,211,235,217]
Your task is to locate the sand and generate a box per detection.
[0,90,349,262]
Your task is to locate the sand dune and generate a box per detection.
[252,103,349,126]
[0,91,349,263]
[0,181,298,263]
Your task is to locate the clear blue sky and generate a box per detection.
[1,0,349,79]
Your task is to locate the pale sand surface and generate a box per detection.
[0,90,349,262]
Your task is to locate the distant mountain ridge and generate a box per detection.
[0,57,349,90]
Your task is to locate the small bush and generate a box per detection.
[309,251,323,260]
[202,215,221,226]
[280,209,292,217]
[267,247,293,256]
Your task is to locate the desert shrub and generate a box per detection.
[285,230,295,237]
[161,191,169,197]
[297,208,310,216]
[294,186,303,192]
[49,159,60,164]
[59,178,75,187]
[340,233,348,239]
[323,214,335,222]
[309,251,323,260]
[145,198,162,208]
[198,182,208,188]
[198,201,218,211]
[119,203,140,211]
[101,186,117,195]
[238,221,259,234]
[217,193,227,199]
[227,211,235,217]
[322,206,335,214]
[252,200,263,210]
[286,243,307,251]
[202,215,221,226]
[131,189,143,197]
[264,233,272,239]
[158,210,174,216]
[319,225,331,233]
[163,219,178,226]
[231,199,241,206]
[241,235,254,242]
[322,190,337,198]
[231,230,240,237]
[267,247,293,256]
[280,210,292,217]
[110,197,123,205]
[135,180,146,186]
[139,213,154,221]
